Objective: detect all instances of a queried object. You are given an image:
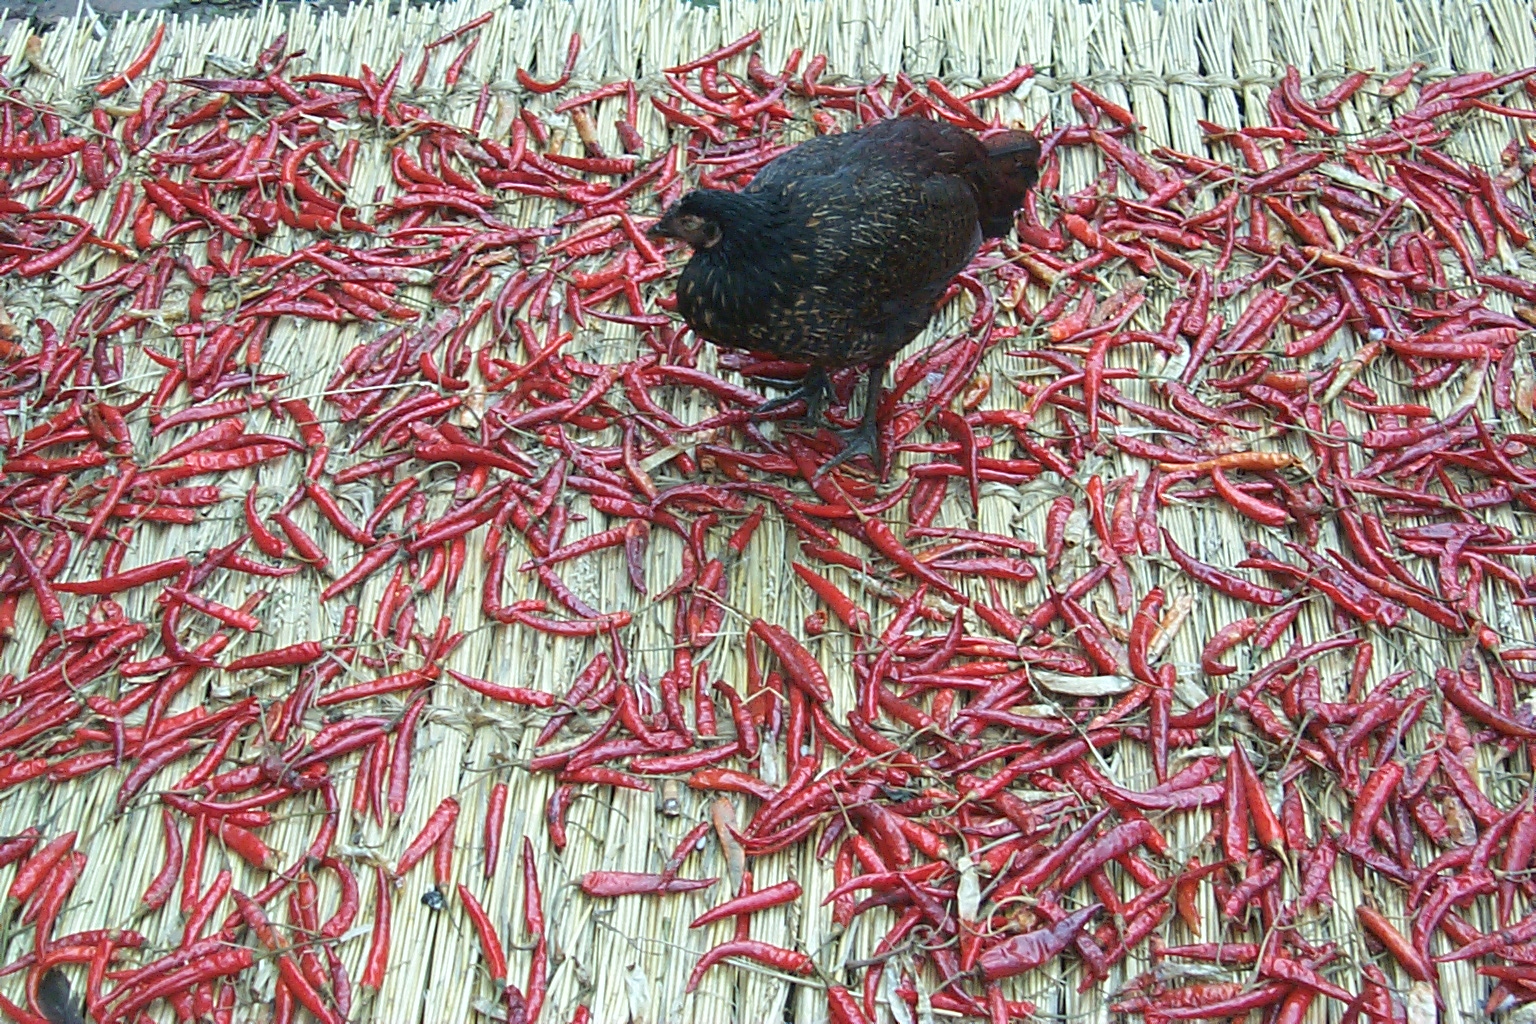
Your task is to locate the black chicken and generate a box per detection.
[37,969,85,1024]
[649,116,1040,473]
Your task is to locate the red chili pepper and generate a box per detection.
[456,884,508,983]
[360,864,391,990]
[448,670,555,708]
[687,768,777,802]
[1199,617,1258,675]
[110,947,256,1020]
[270,512,328,568]
[95,24,165,97]
[303,481,371,544]
[0,830,40,875]
[211,819,278,871]
[1345,762,1404,851]
[53,557,190,596]
[1357,904,1434,981]
[320,540,400,602]
[3,528,63,627]
[163,588,262,632]
[978,903,1102,981]
[1210,466,1290,527]
[828,985,874,1024]
[394,797,459,879]
[137,813,183,914]
[690,880,803,929]
[508,837,544,1021]
[29,851,86,947]
[579,870,718,898]
[516,34,580,93]
[431,824,455,889]
[8,832,73,912]
[225,641,326,672]
[1056,822,1160,892]
[685,939,813,992]
[380,696,430,816]
[749,620,832,703]
[470,782,507,881]
[1126,588,1164,686]
[1162,530,1289,606]
[664,30,762,74]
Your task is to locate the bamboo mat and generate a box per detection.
[1,0,1534,1022]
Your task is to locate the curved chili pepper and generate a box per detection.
[684,939,813,992]
[515,34,581,93]
[137,813,183,914]
[979,903,1102,981]
[1200,617,1259,675]
[456,884,508,984]
[1209,466,1290,527]
[95,25,165,97]
[1163,530,1289,606]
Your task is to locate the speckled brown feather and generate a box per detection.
[663,117,1039,369]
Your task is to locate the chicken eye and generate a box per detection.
[678,214,704,232]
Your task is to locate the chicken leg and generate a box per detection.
[753,365,836,427]
[815,360,887,479]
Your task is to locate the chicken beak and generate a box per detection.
[645,220,671,241]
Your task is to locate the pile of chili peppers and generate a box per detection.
[0,10,1533,1023]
